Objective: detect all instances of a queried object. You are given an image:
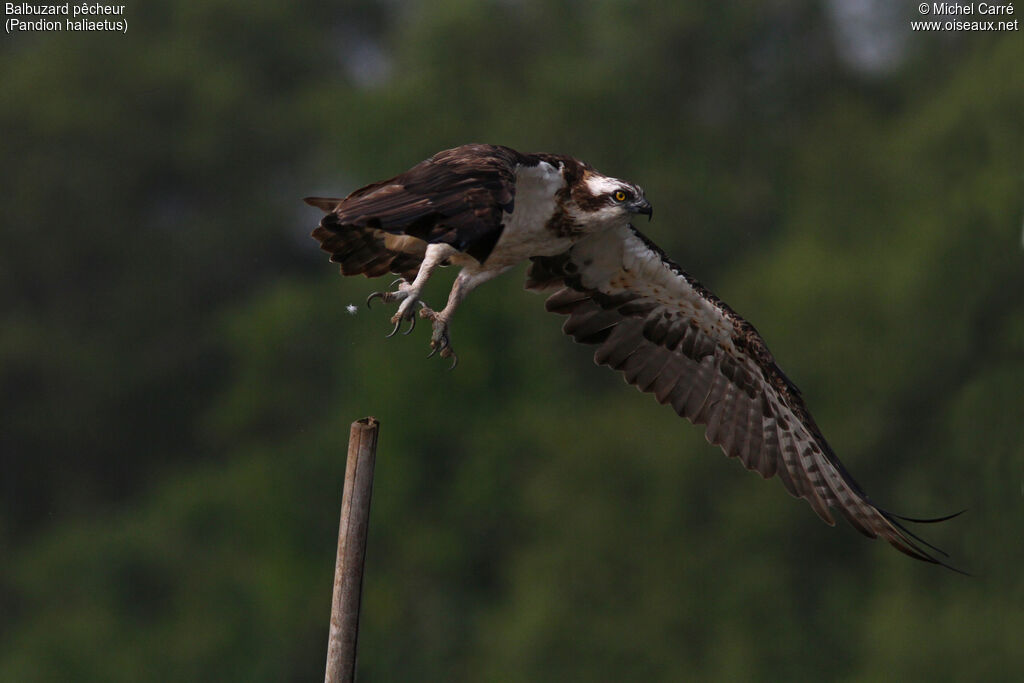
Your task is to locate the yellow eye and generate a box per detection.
[614,190,627,202]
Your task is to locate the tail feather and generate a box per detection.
[311,213,424,281]
[304,196,343,211]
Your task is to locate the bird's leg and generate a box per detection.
[366,243,455,337]
[419,266,508,368]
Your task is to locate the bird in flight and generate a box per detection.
[306,143,960,570]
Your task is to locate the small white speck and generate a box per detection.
[346,304,358,315]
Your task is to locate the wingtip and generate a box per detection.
[880,509,971,574]
[926,553,972,576]
[886,508,968,524]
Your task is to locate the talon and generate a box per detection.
[401,314,416,335]
[390,278,404,288]
[448,353,458,370]
[385,318,402,338]
[427,346,438,359]
[366,291,387,309]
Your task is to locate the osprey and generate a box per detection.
[306,143,960,570]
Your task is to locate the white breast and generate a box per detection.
[486,161,574,268]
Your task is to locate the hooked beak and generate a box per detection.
[631,197,653,221]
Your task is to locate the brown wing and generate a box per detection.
[528,224,960,569]
[306,143,527,265]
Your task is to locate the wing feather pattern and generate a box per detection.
[528,224,960,569]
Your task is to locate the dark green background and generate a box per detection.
[2,1,1022,680]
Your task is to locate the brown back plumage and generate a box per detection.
[307,144,531,266]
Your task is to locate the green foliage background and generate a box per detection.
[2,1,1022,680]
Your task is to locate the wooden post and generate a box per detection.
[325,417,380,683]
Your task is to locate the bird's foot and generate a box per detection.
[366,280,425,337]
[419,305,458,370]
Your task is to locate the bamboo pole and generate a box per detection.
[324,417,380,683]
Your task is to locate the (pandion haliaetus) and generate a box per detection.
[306,143,960,570]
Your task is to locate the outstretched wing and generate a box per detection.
[527,224,959,568]
[307,143,525,265]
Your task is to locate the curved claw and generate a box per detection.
[366,291,386,309]
[427,344,457,368]
[401,313,417,335]
[385,318,403,338]
[390,278,404,288]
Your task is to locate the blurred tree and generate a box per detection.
[0,0,394,535]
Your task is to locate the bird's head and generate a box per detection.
[573,172,653,229]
